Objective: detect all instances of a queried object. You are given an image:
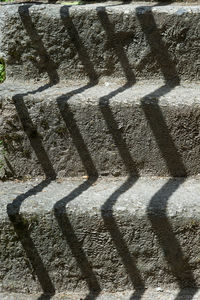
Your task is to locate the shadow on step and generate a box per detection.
[6,3,199,300]
[136,4,198,300]
[55,84,101,299]
[53,177,101,300]
[7,179,56,300]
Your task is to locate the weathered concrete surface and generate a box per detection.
[1,288,200,300]
[0,177,200,294]
[0,3,200,83]
[1,81,200,179]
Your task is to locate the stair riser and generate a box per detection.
[1,178,200,294]
[0,4,200,83]
[1,84,200,179]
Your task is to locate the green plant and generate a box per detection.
[0,0,14,2]
[0,59,5,83]
[0,140,4,169]
[62,1,83,4]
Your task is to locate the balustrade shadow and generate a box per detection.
[18,5,59,84]
[54,82,101,299]
[60,6,99,83]
[6,5,58,299]
[7,179,56,300]
[99,85,146,298]
[6,3,198,300]
[96,6,136,84]
[53,177,101,300]
[97,4,197,300]
[136,5,198,300]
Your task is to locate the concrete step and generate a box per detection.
[1,288,200,300]
[1,81,200,179]
[0,3,199,83]
[1,176,200,294]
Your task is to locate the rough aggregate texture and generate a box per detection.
[0,177,200,294]
[0,288,200,300]
[0,4,199,83]
[0,82,200,179]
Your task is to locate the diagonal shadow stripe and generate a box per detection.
[60,6,99,83]
[101,177,144,291]
[7,179,55,300]
[56,84,98,177]
[135,6,197,299]
[136,5,180,85]
[140,85,186,177]
[13,94,56,179]
[99,86,145,297]
[55,84,101,300]
[99,84,138,176]
[5,5,59,299]
[96,6,136,84]
[18,5,59,84]
[53,177,101,300]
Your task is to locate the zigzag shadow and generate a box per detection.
[136,4,198,299]
[6,5,58,300]
[7,179,55,300]
[55,83,100,300]
[53,177,101,300]
[5,3,198,300]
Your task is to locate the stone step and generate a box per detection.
[1,288,200,300]
[1,81,200,179]
[0,3,199,83]
[1,177,200,295]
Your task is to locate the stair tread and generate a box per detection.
[0,288,200,300]
[1,176,200,216]
[1,81,200,106]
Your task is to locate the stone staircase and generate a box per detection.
[0,2,200,299]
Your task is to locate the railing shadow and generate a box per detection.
[5,3,199,300]
[56,84,98,177]
[6,5,59,299]
[96,6,136,84]
[60,6,99,83]
[53,177,101,300]
[18,5,59,84]
[136,4,198,300]
[96,8,146,298]
[7,179,56,300]
[55,84,101,299]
